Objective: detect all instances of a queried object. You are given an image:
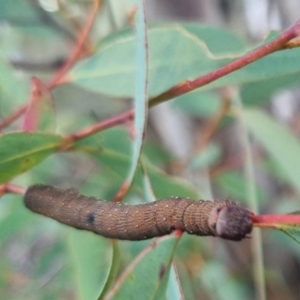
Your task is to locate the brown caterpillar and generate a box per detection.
[24,185,253,241]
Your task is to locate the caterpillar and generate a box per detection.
[24,185,253,241]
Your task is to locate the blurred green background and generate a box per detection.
[1,1,300,299]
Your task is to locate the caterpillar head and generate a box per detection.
[208,203,253,241]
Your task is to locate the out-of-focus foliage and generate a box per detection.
[1,1,300,300]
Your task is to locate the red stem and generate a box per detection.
[252,214,300,226]
[0,184,26,196]
[47,0,101,89]
[60,109,134,149]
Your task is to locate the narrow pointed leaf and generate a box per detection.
[114,0,148,200]
[129,0,148,183]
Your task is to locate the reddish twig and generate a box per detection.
[59,109,134,149]
[112,180,130,202]
[47,0,101,89]
[252,214,300,227]
[0,184,26,197]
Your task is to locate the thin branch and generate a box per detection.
[252,214,300,227]
[47,0,101,89]
[0,184,26,196]
[59,109,134,149]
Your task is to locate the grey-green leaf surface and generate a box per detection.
[172,90,221,118]
[167,263,185,300]
[68,24,231,97]
[279,225,300,245]
[68,231,114,300]
[215,171,266,204]
[0,52,29,115]
[68,24,300,99]
[181,23,247,55]
[104,233,181,300]
[122,0,148,192]
[74,129,198,199]
[97,241,120,300]
[243,109,300,195]
[0,132,62,183]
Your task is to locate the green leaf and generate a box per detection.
[0,0,37,20]
[97,22,247,56]
[0,194,34,241]
[166,264,184,300]
[140,160,157,203]
[188,143,221,170]
[69,24,300,99]
[215,171,266,204]
[243,109,300,195]
[199,261,248,300]
[144,161,198,199]
[0,132,62,183]
[68,231,115,300]
[241,72,300,107]
[74,128,198,199]
[279,224,300,244]
[172,90,220,117]
[104,233,181,300]
[0,52,29,116]
[181,23,247,55]
[120,0,148,194]
[0,0,58,39]
[68,24,230,98]
[97,241,120,300]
